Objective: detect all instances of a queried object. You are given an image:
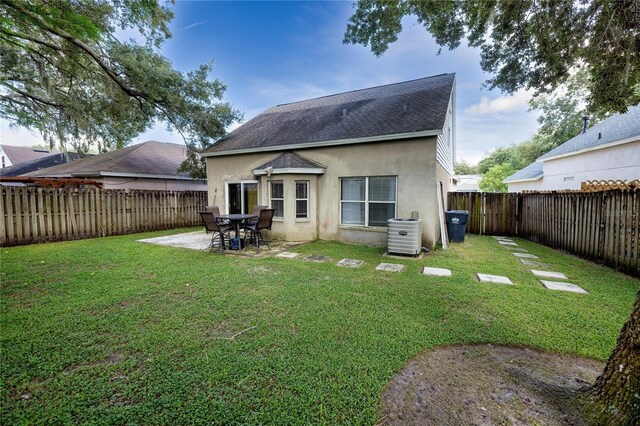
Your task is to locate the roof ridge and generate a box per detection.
[273,73,455,108]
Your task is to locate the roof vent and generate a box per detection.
[342,108,347,118]
[581,116,589,134]
[403,104,407,113]
[598,132,602,139]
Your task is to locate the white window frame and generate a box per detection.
[340,176,397,227]
[225,180,259,214]
[269,180,284,218]
[295,180,309,219]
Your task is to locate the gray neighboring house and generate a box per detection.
[26,141,206,191]
[202,73,457,249]
[506,105,640,192]
[0,144,57,169]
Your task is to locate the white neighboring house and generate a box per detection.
[455,174,482,192]
[505,105,640,192]
[0,144,57,169]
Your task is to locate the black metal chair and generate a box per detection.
[243,208,275,253]
[200,211,233,254]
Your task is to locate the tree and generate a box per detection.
[478,164,512,192]
[0,0,241,178]
[454,160,478,175]
[344,0,640,114]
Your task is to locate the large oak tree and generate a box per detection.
[0,0,241,178]
[345,1,639,423]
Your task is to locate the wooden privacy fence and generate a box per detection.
[448,190,640,276]
[0,187,208,246]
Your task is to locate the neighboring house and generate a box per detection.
[0,144,57,169]
[26,141,206,191]
[0,152,83,177]
[506,105,640,192]
[455,174,482,192]
[202,73,457,249]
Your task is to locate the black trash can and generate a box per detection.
[445,210,469,243]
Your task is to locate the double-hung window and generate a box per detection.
[270,181,284,218]
[295,181,309,218]
[340,176,396,227]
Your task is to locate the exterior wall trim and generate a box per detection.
[505,174,544,184]
[202,129,442,157]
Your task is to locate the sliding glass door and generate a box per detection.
[227,181,258,214]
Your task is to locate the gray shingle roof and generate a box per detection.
[254,152,325,170]
[504,161,543,183]
[1,145,57,164]
[205,73,455,154]
[539,104,640,160]
[26,141,193,179]
[0,152,83,176]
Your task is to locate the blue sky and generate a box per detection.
[1,1,541,164]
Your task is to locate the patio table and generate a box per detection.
[217,213,257,250]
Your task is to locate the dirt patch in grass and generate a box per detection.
[379,344,603,425]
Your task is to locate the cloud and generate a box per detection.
[464,90,532,115]
[179,21,207,32]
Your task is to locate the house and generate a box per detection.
[202,73,457,249]
[0,144,57,169]
[455,174,482,192]
[506,105,640,192]
[26,141,206,191]
[0,152,83,177]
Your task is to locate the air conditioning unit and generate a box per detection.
[387,218,422,256]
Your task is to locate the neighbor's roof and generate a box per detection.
[204,73,455,156]
[0,152,83,177]
[1,144,57,164]
[26,141,197,180]
[506,105,640,183]
[504,162,543,183]
[252,152,326,175]
[538,104,640,161]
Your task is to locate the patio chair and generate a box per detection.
[243,208,275,253]
[199,211,233,254]
[251,205,268,216]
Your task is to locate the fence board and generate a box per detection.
[449,190,640,276]
[1,188,207,247]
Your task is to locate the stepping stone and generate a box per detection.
[422,267,452,277]
[477,273,514,285]
[531,270,567,280]
[304,254,330,263]
[499,241,518,246]
[337,259,364,268]
[513,252,539,259]
[276,252,300,258]
[541,280,587,294]
[492,236,512,240]
[376,263,405,272]
[520,259,552,268]
[505,247,528,252]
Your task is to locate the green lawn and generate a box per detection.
[1,230,638,424]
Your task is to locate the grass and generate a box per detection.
[1,230,638,424]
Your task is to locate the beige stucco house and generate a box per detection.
[506,105,640,192]
[202,74,457,249]
[26,141,206,190]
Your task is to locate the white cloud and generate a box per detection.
[464,90,532,115]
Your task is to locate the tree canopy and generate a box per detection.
[344,0,640,114]
[0,0,241,178]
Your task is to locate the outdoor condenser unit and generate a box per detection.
[387,218,422,256]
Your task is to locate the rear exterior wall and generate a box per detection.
[206,136,448,248]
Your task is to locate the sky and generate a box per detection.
[0,1,541,165]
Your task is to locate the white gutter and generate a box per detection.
[504,174,543,184]
[253,167,326,176]
[538,135,639,162]
[202,129,442,157]
[38,171,204,181]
